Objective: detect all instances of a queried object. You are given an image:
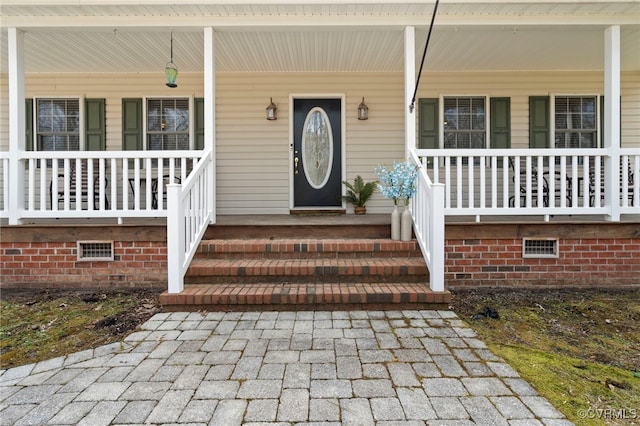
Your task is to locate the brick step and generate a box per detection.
[159,283,450,312]
[185,257,430,284]
[195,238,421,259]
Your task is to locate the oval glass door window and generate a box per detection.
[301,107,333,189]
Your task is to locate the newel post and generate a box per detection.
[166,183,185,294]
[430,182,446,292]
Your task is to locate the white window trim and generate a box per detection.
[33,96,85,151]
[143,96,194,151]
[438,94,490,149]
[550,93,601,149]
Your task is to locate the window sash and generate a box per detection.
[147,98,190,150]
[554,96,597,149]
[36,98,80,151]
[443,96,486,149]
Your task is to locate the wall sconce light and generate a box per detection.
[165,32,178,88]
[266,98,277,120]
[357,97,369,120]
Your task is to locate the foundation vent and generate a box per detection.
[523,238,558,258]
[77,241,114,261]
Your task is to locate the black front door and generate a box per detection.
[293,98,342,208]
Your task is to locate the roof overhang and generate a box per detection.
[1,1,639,73]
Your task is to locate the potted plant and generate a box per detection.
[342,175,378,214]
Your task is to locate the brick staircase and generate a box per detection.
[159,220,450,311]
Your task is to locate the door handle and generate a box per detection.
[294,157,299,174]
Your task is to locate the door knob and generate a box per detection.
[294,157,299,174]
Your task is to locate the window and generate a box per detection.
[554,96,597,148]
[443,97,486,149]
[147,98,190,150]
[36,98,80,151]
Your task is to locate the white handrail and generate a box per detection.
[10,150,203,221]
[167,149,213,294]
[415,148,639,221]
[408,149,445,292]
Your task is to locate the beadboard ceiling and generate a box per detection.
[1,1,639,73]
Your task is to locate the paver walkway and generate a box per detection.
[0,310,574,425]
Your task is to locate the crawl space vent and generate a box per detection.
[77,241,114,261]
[523,238,558,258]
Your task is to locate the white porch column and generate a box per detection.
[8,28,26,225]
[204,27,216,224]
[404,26,416,156]
[604,25,621,221]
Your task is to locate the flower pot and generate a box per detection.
[401,205,412,241]
[391,205,400,240]
[354,206,367,215]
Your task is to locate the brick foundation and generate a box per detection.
[445,223,640,287]
[1,222,639,290]
[0,226,167,289]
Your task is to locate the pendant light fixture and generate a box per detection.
[165,31,178,88]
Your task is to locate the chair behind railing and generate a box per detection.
[508,156,549,207]
[49,160,109,210]
[589,158,636,207]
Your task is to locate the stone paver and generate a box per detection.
[0,310,574,425]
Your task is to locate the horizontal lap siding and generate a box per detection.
[215,72,404,214]
[0,71,638,214]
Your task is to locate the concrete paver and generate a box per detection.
[0,310,574,425]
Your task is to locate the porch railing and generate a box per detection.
[415,148,639,221]
[9,150,204,222]
[167,149,213,293]
[408,150,445,292]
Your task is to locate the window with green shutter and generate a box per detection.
[419,97,510,151]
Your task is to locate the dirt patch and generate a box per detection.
[0,287,162,368]
[1,287,162,336]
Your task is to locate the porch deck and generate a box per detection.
[4,212,639,228]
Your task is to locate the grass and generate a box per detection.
[452,287,640,426]
[0,293,140,369]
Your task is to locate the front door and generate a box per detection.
[292,98,342,208]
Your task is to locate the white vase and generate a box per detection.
[390,205,400,240]
[401,205,412,241]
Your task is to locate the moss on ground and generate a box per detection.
[0,290,159,369]
[452,287,639,426]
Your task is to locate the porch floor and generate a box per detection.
[7,212,639,228]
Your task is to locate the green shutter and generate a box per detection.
[600,96,604,148]
[25,99,34,151]
[85,98,106,151]
[122,98,143,151]
[490,97,511,149]
[418,98,439,149]
[195,97,205,150]
[529,96,550,148]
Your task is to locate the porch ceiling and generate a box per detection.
[1,1,639,73]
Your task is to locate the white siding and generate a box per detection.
[0,70,638,214]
